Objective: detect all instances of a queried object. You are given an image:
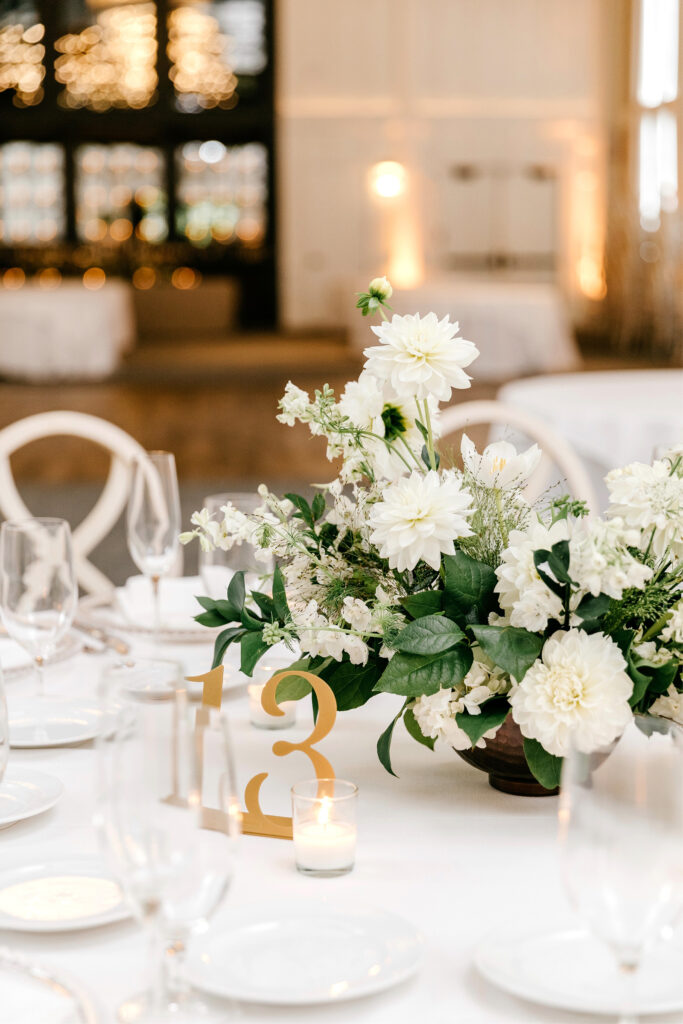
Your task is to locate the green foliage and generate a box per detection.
[401,590,442,619]
[442,550,497,624]
[523,738,562,790]
[374,645,473,697]
[272,566,290,622]
[381,404,407,442]
[403,707,436,750]
[455,700,509,747]
[393,614,465,656]
[212,626,247,669]
[240,631,270,676]
[470,624,543,682]
[547,495,589,523]
[376,703,407,777]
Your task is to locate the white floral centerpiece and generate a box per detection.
[181,279,683,791]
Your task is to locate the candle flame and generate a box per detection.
[317,796,332,826]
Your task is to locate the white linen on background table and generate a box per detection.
[1,633,681,1024]
[346,277,581,381]
[0,280,134,381]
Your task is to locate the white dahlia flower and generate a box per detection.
[461,434,541,490]
[509,629,633,758]
[369,469,473,572]
[606,459,683,562]
[495,519,569,631]
[363,312,479,402]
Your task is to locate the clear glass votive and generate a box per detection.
[247,682,297,729]
[291,779,358,877]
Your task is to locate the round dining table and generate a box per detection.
[1,625,680,1024]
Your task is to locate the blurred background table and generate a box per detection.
[0,280,135,382]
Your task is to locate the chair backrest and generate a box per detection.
[0,411,162,595]
[438,399,599,513]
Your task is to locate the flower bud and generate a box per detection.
[368,276,393,301]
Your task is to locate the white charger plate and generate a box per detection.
[0,634,82,680]
[475,925,683,1016]
[0,767,64,829]
[0,858,130,933]
[8,699,104,748]
[0,946,98,1022]
[186,901,424,1006]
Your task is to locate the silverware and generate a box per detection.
[72,621,130,656]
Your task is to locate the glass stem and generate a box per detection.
[35,655,45,698]
[618,961,639,1024]
[150,911,171,1015]
[151,575,161,646]
[165,938,190,1006]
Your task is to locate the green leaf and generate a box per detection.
[401,591,442,619]
[214,599,240,621]
[471,624,543,682]
[250,591,275,618]
[272,566,290,622]
[532,550,567,600]
[271,659,314,700]
[240,604,264,631]
[421,445,440,470]
[576,592,611,623]
[455,701,509,747]
[227,571,246,612]
[414,419,429,445]
[212,626,246,669]
[312,493,326,522]
[403,707,436,751]
[442,551,497,621]
[393,614,465,656]
[374,645,473,697]
[628,660,651,707]
[324,658,383,711]
[523,738,563,790]
[239,629,270,676]
[195,595,216,612]
[194,609,227,628]
[376,705,406,777]
[284,493,315,530]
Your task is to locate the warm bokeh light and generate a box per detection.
[0,22,46,106]
[171,266,200,290]
[3,267,25,290]
[83,267,106,290]
[110,218,133,241]
[132,266,156,290]
[370,161,407,199]
[168,6,237,111]
[37,267,61,290]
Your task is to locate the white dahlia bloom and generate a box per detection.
[510,630,633,757]
[495,519,569,631]
[369,469,473,572]
[461,434,541,490]
[363,312,479,402]
[338,372,385,434]
[606,459,683,562]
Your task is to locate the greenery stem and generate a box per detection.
[397,434,425,472]
[642,608,674,643]
[643,525,657,560]
[421,399,437,471]
[494,488,509,548]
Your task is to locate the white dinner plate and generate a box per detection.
[475,925,683,1016]
[0,858,130,933]
[0,767,64,829]
[0,946,98,1022]
[8,699,104,748]
[0,634,82,680]
[78,590,216,644]
[186,901,424,1005]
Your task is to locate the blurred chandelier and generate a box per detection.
[168,2,237,110]
[0,22,45,106]
[55,2,158,110]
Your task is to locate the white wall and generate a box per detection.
[277,0,611,329]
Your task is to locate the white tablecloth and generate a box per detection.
[347,277,581,381]
[0,634,679,1023]
[499,369,683,507]
[0,280,135,381]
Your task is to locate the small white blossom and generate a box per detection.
[568,517,652,600]
[277,381,312,426]
[649,684,683,725]
[661,601,683,644]
[342,597,373,632]
[495,519,569,631]
[606,459,683,562]
[461,434,541,490]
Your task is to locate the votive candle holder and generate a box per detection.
[291,778,358,877]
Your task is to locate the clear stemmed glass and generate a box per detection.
[100,686,240,1023]
[0,666,8,784]
[198,491,274,600]
[559,717,683,1024]
[0,518,78,697]
[126,451,181,642]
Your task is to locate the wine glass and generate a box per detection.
[0,666,8,784]
[99,685,240,1023]
[0,518,77,697]
[198,491,273,599]
[559,716,683,1024]
[126,451,181,642]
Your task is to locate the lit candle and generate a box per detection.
[247,682,296,730]
[291,780,358,877]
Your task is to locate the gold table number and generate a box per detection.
[186,667,338,841]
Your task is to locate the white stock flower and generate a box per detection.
[606,459,683,561]
[510,630,632,758]
[661,601,683,644]
[650,685,683,726]
[412,688,499,750]
[277,382,312,426]
[495,519,569,631]
[568,517,652,600]
[364,312,479,402]
[342,597,373,632]
[369,469,473,572]
[461,435,541,490]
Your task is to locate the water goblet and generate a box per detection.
[0,518,77,697]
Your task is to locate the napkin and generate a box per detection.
[117,576,208,632]
[0,639,32,675]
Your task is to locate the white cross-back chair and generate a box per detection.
[0,411,165,596]
[439,400,598,514]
